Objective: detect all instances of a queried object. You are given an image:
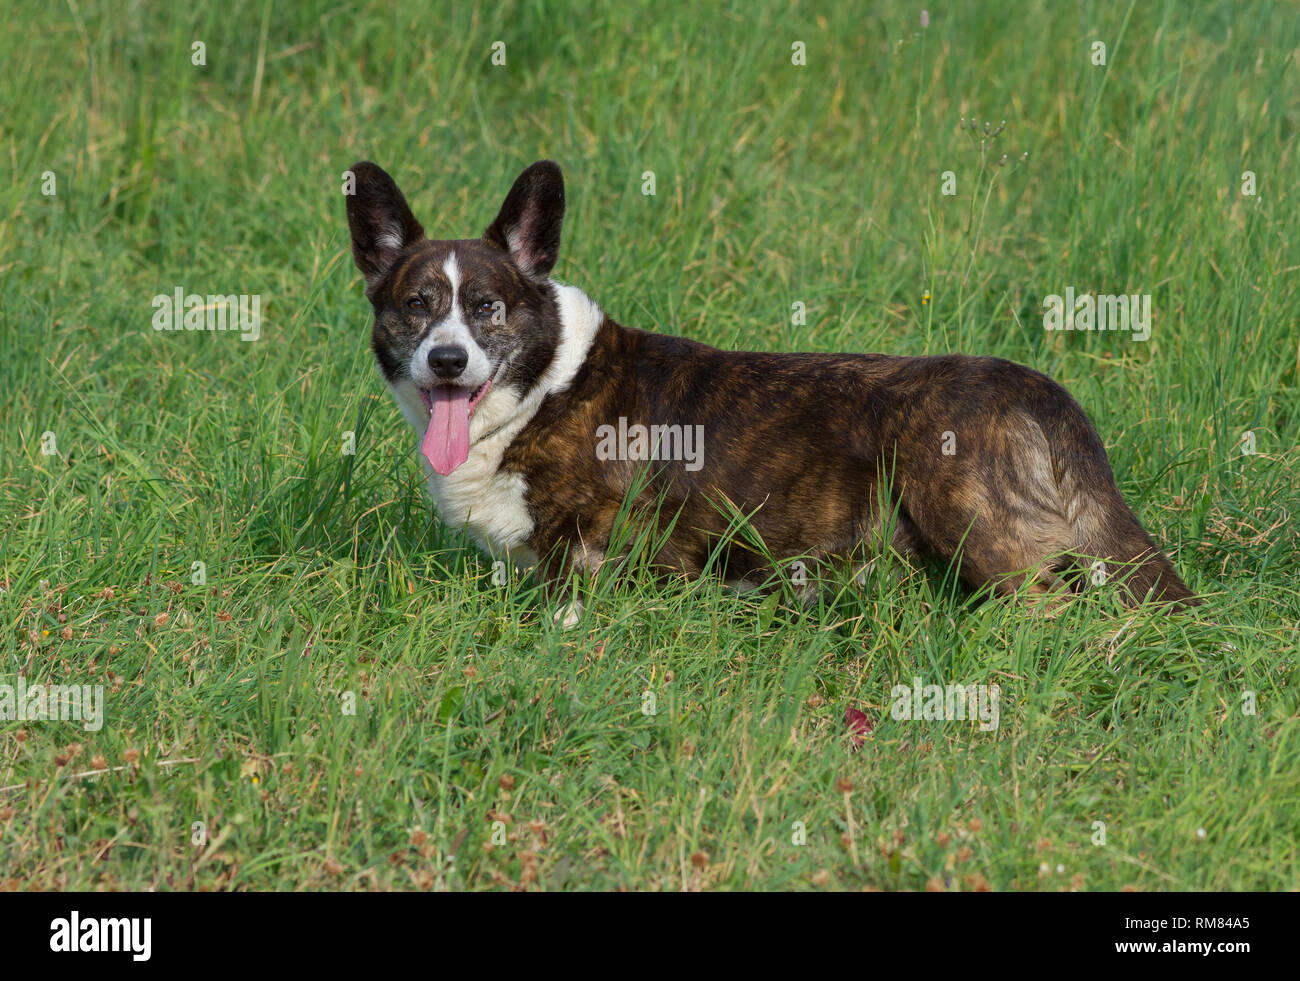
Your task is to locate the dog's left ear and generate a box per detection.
[483,161,565,280]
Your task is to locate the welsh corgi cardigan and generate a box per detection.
[345,160,1197,623]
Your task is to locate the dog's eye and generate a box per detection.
[406,296,424,310]
[475,300,499,317]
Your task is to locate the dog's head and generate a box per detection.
[345,160,567,474]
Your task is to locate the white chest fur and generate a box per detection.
[426,413,537,562]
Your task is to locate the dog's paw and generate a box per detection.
[554,600,584,629]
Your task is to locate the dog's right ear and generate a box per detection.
[344,162,425,293]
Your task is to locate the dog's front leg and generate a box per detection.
[534,539,603,629]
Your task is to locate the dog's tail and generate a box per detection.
[1077,491,1199,608]
[1051,420,1200,610]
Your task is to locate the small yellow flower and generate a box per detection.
[922,290,932,306]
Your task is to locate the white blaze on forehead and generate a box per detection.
[431,250,471,343]
[431,251,470,341]
[409,250,492,390]
[443,252,461,312]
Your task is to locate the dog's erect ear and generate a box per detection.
[345,161,425,292]
[483,161,565,280]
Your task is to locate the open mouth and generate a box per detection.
[416,368,497,476]
[416,375,494,418]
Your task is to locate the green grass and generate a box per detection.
[1,0,1297,890]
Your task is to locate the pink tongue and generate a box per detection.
[422,387,471,475]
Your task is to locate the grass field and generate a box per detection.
[1,0,1297,891]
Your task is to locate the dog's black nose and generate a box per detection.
[427,345,468,379]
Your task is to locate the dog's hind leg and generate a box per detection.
[895,413,1073,600]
